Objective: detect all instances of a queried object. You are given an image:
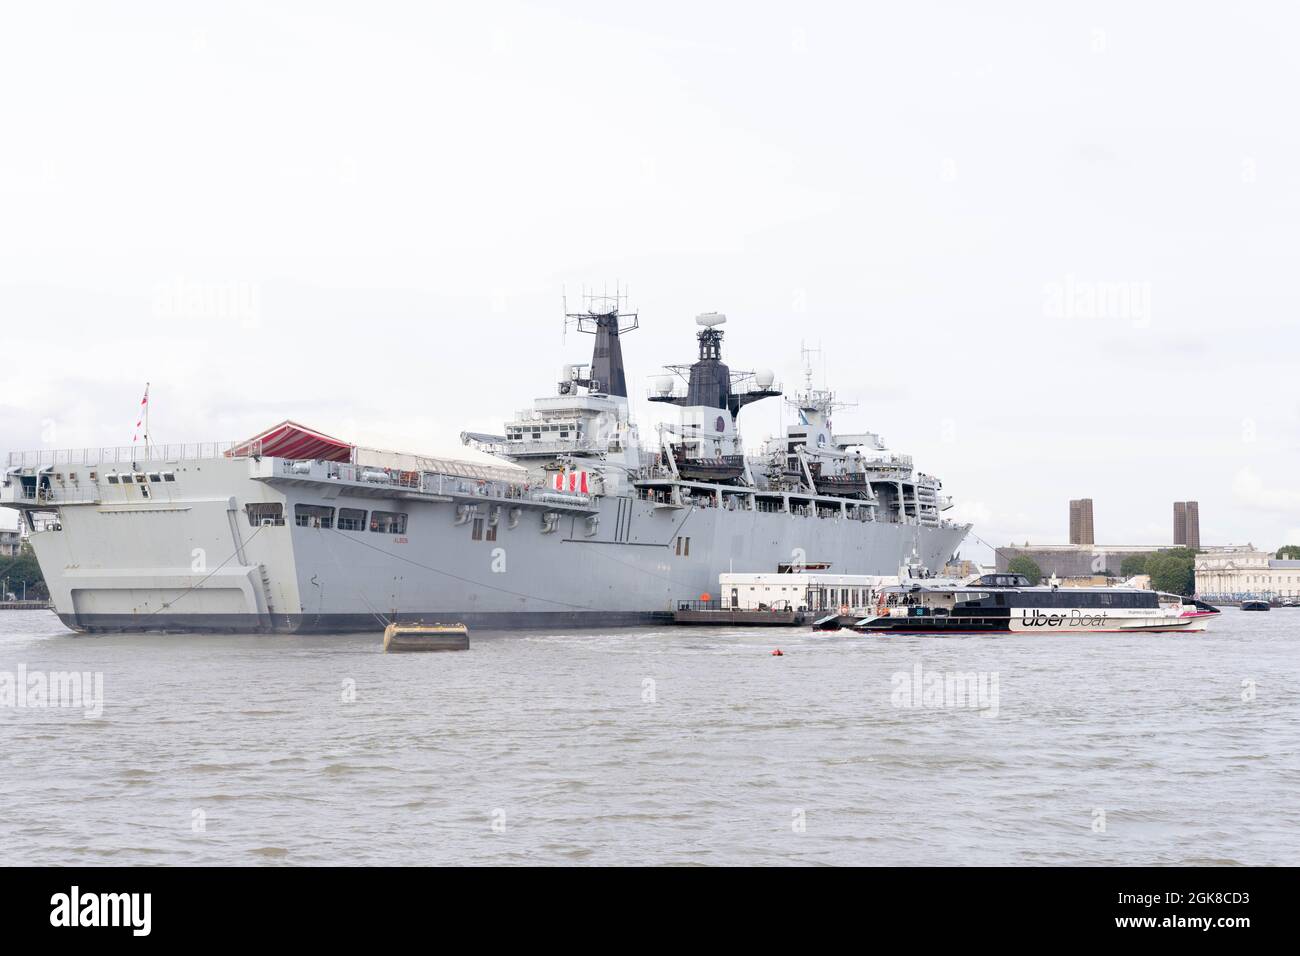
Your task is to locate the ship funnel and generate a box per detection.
[695,312,727,328]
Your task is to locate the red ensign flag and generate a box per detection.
[132,384,149,444]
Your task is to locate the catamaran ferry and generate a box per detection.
[852,573,1221,634]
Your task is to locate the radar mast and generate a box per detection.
[562,285,639,397]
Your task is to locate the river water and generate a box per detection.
[1,609,1296,865]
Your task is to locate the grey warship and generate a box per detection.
[2,299,969,633]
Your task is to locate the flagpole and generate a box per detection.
[131,383,150,466]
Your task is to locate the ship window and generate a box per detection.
[107,475,120,484]
[486,523,498,541]
[246,503,285,527]
[371,511,408,534]
[338,508,366,531]
[139,484,150,499]
[148,473,162,483]
[295,504,335,529]
[162,472,176,482]
[120,474,135,484]
[472,518,484,541]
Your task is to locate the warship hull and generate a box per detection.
[19,454,966,634]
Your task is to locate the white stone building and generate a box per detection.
[1195,544,1300,600]
[0,510,22,558]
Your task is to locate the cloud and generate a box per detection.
[1232,468,1300,513]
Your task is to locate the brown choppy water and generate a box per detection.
[1,608,1297,865]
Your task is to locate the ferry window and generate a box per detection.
[337,508,366,531]
[162,472,176,482]
[295,504,335,529]
[139,484,150,499]
[472,518,484,541]
[121,474,135,484]
[246,503,285,527]
[148,473,162,483]
[107,475,120,484]
[371,511,408,534]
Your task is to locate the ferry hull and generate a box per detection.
[853,612,1216,635]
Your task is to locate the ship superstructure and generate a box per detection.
[2,295,970,633]
[751,346,952,527]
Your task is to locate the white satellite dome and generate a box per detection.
[754,368,775,389]
[653,375,675,396]
[695,312,727,328]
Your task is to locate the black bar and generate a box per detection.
[0,866,1288,943]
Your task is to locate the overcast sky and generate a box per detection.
[2,2,1298,558]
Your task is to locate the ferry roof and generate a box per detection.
[884,581,1167,596]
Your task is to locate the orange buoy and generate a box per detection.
[700,592,712,602]
[771,648,784,656]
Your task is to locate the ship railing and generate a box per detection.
[6,441,257,469]
[471,437,604,457]
[632,463,678,481]
[3,484,102,505]
[675,599,810,613]
[307,459,585,508]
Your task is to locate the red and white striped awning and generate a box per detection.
[228,420,354,463]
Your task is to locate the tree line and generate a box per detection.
[0,544,48,600]
[1006,548,1199,596]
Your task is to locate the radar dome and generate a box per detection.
[754,368,775,389]
[695,312,727,328]
[653,376,675,396]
